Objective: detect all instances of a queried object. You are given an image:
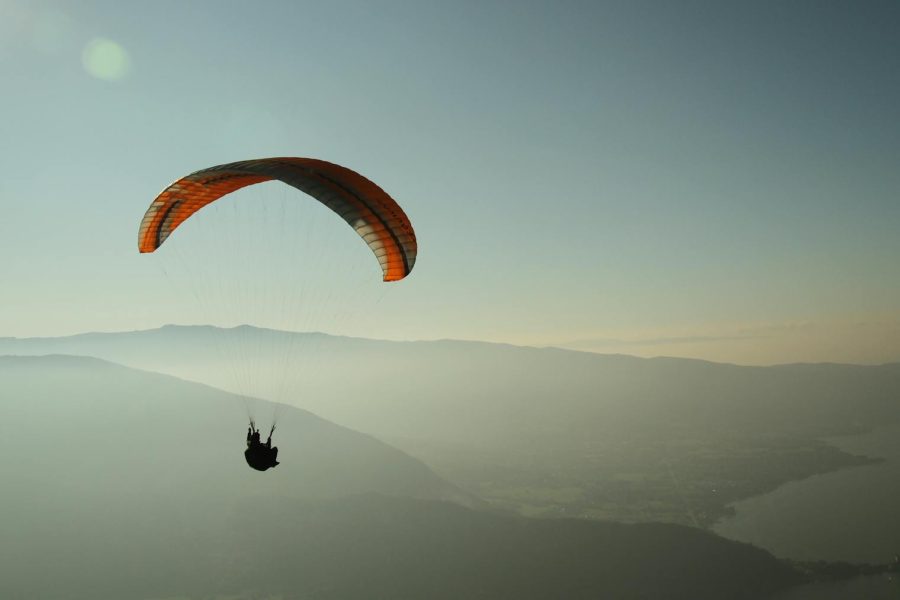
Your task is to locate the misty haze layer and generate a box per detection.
[4,326,897,526]
[0,355,801,599]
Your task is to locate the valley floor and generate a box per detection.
[398,430,879,529]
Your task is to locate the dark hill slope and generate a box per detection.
[223,494,802,600]
[1,486,802,599]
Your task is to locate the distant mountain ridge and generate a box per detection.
[3,324,898,439]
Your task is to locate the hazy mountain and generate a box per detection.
[0,355,472,508]
[4,327,899,525]
[4,325,898,440]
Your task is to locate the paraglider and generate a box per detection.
[245,421,279,471]
[138,157,418,471]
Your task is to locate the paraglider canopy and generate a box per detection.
[138,157,417,282]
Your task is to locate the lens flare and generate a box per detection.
[81,37,130,81]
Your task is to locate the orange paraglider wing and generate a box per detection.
[138,158,417,282]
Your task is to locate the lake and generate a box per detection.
[772,574,899,599]
[714,425,900,563]
[713,425,900,598]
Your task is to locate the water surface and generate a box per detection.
[773,574,899,599]
[714,425,900,564]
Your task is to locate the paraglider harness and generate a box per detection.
[245,421,279,471]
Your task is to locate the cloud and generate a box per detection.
[560,333,764,349]
[550,313,900,365]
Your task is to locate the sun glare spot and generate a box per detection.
[81,37,130,81]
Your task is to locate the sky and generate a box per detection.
[1,0,898,365]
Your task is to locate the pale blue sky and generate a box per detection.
[1,1,898,364]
